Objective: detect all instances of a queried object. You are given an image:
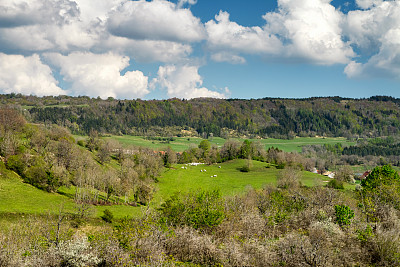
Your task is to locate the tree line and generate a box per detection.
[2,94,400,139]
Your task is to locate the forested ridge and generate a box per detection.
[2,94,400,138]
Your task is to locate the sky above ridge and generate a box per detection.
[0,0,399,100]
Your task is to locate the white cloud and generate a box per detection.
[345,28,400,79]
[0,0,194,63]
[0,0,100,53]
[206,1,354,65]
[345,1,400,51]
[101,35,192,63]
[107,0,206,43]
[344,61,363,78]
[206,11,283,58]
[45,52,149,99]
[154,64,228,99]
[0,0,80,28]
[0,53,65,96]
[263,0,354,65]
[211,52,246,64]
[355,0,383,9]
[177,0,197,8]
[72,0,124,23]
[344,1,400,79]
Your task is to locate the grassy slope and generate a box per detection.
[102,135,354,153]
[0,163,76,215]
[1,159,352,219]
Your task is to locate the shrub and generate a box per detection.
[334,205,354,227]
[276,162,286,169]
[159,190,225,230]
[6,154,25,175]
[240,165,250,172]
[327,179,344,189]
[57,237,101,267]
[77,140,85,147]
[277,168,302,189]
[357,225,374,244]
[101,209,114,223]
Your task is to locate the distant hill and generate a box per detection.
[1,94,399,139]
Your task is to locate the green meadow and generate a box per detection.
[154,159,332,204]
[0,159,347,219]
[102,135,354,153]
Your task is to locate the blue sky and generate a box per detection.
[0,0,399,100]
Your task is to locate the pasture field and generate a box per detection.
[102,135,354,153]
[102,135,226,152]
[153,159,332,204]
[0,159,352,219]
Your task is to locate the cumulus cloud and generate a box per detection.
[206,0,354,65]
[177,0,197,8]
[206,11,282,59]
[154,64,228,99]
[0,0,100,53]
[45,52,149,99]
[355,0,384,9]
[344,0,400,79]
[263,0,354,65]
[0,0,79,28]
[0,53,65,96]
[72,0,124,23]
[101,35,193,63]
[107,0,206,43]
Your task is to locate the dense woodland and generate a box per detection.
[2,95,400,266]
[2,94,400,139]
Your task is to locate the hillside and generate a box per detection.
[2,94,400,139]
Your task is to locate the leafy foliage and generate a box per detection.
[159,190,225,230]
[327,179,344,189]
[101,209,114,223]
[361,165,400,190]
[335,204,354,227]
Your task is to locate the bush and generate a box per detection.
[159,190,225,230]
[6,154,25,175]
[277,168,302,189]
[240,165,250,172]
[101,209,114,223]
[334,204,354,227]
[327,179,344,189]
[276,163,286,169]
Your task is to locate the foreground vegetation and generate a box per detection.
[2,164,400,266]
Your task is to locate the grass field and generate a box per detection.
[153,159,332,204]
[102,135,355,153]
[0,159,352,219]
[0,165,76,215]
